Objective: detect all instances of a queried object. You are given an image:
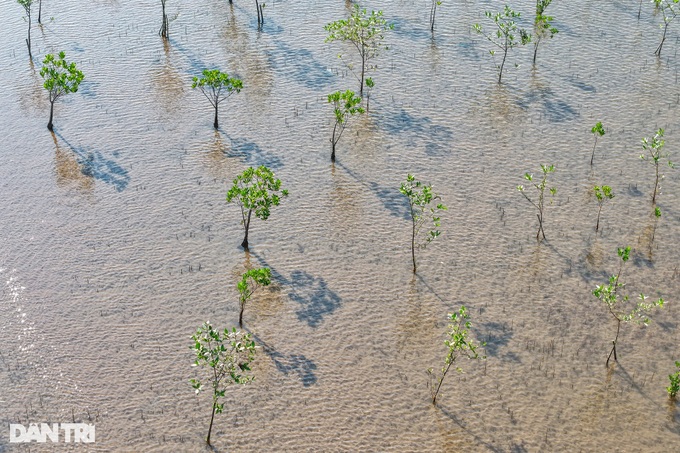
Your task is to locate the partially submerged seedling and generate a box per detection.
[592,247,665,367]
[430,0,442,32]
[517,164,556,242]
[400,174,447,274]
[328,90,364,162]
[653,0,679,57]
[237,267,271,328]
[428,306,485,405]
[640,128,675,205]
[190,322,256,445]
[590,122,605,166]
[325,5,393,96]
[255,1,265,27]
[668,361,680,399]
[16,0,34,58]
[532,0,558,66]
[364,77,375,112]
[192,69,243,129]
[593,185,614,232]
[473,6,531,83]
[40,52,85,131]
[226,166,288,250]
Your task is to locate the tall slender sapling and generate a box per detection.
[590,122,605,166]
[430,1,442,32]
[428,306,485,405]
[473,6,531,83]
[17,0,34,58]
[532,0,558,65]
[325,6,393,96]
[517,164,556,242]
[192,69,243,130]
[190,322,256,445]
[40,52,85,131]
[328,90,365,162]
[400,174,447,274]
[226,166,288,250]
[654,0,679,56]
[592,247,665,367]
[237,267,272,328]
[159,0,169,38]
[593,185,614,232]
[640,128,674,205]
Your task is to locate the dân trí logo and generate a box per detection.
[9,423,95,443]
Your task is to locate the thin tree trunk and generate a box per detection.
[606,319,621,367]
[239,302,244,328]
[430,2,437,32]
[159,1,169,38]
[653,163,659,204]
[533,41,539,66]
[206,400,217,445]
[331,122,338,162]
[590,136,598,166]
[38,0,42,24]
[411,216,417,274]
[360,52,365,96]
[26,12,32,59]
[241,210,252,249]
[48,100,54,131]
[596,205,603,232]
[499,45,508,84]
[431,359,454,405]
[655,22,669,56]
[213,104,219,129]
[638,0,643,20]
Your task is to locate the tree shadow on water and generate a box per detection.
[249,333,318,387]
[376,109,454,156]
[289,270,342,328]
[478,321,514,358]
[222,135,284,170]
[53,132,130,192]
[266,41,334,89]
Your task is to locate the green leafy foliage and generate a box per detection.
[593,247,665,366]
[517,164,556,242]
[325,5,393,96]
[590,122,605,165]
[328,89,365,161]
[473,5,531,83]
[641,128,675,204]
[533,0,558,65]
[190,322,257,445]
[226,166,288,249]
[428,306,485,405]
[593,185,614,232]
[40,52,84,130]
[237,267,272,328]
[654,0,679,56]
[668,361,680,398]
[400,174,447,273]
[191,69,243,129]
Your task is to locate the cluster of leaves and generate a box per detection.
[533,0,558,65]
[593,185,614,232]
[668,361,680,398]
[591,122,605,165]
[473,6,532,83]
[428,306,485,405]
[400,174,447,273]
[640,128,675,204]
[192,69,243,129]
[328,89,365,161]
[190,322,257,445]
[237,267,272,328]
[226,166,288,249]
[40,52,84,103]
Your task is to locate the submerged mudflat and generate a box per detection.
[1,0,679,451]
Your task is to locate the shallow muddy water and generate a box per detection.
[1,0,680,451]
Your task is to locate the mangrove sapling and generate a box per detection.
[430,1,442,32]
[517,164,556,242]
[592,246,665,367]
[640,128,675,205]
[532,0,558,66]
[325,5,393,96]
[17,0,34,59]
[364,77,374,112]
[159,0,169,38]
[237,267,271,328]
[40,52,85,131]
[400,174,447,274]
[668,361,680,399]
[473,6,531,84]
[190,322,256,445]
[255,1,265,27]
[328,89,365,162]
[654,0,679,57]
[226,166,288,250]
[590,122,605,166]
[593,185,614,233]
[191,69,243,130]
[428,306,484,405]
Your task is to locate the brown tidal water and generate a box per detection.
[1,0,680,451]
